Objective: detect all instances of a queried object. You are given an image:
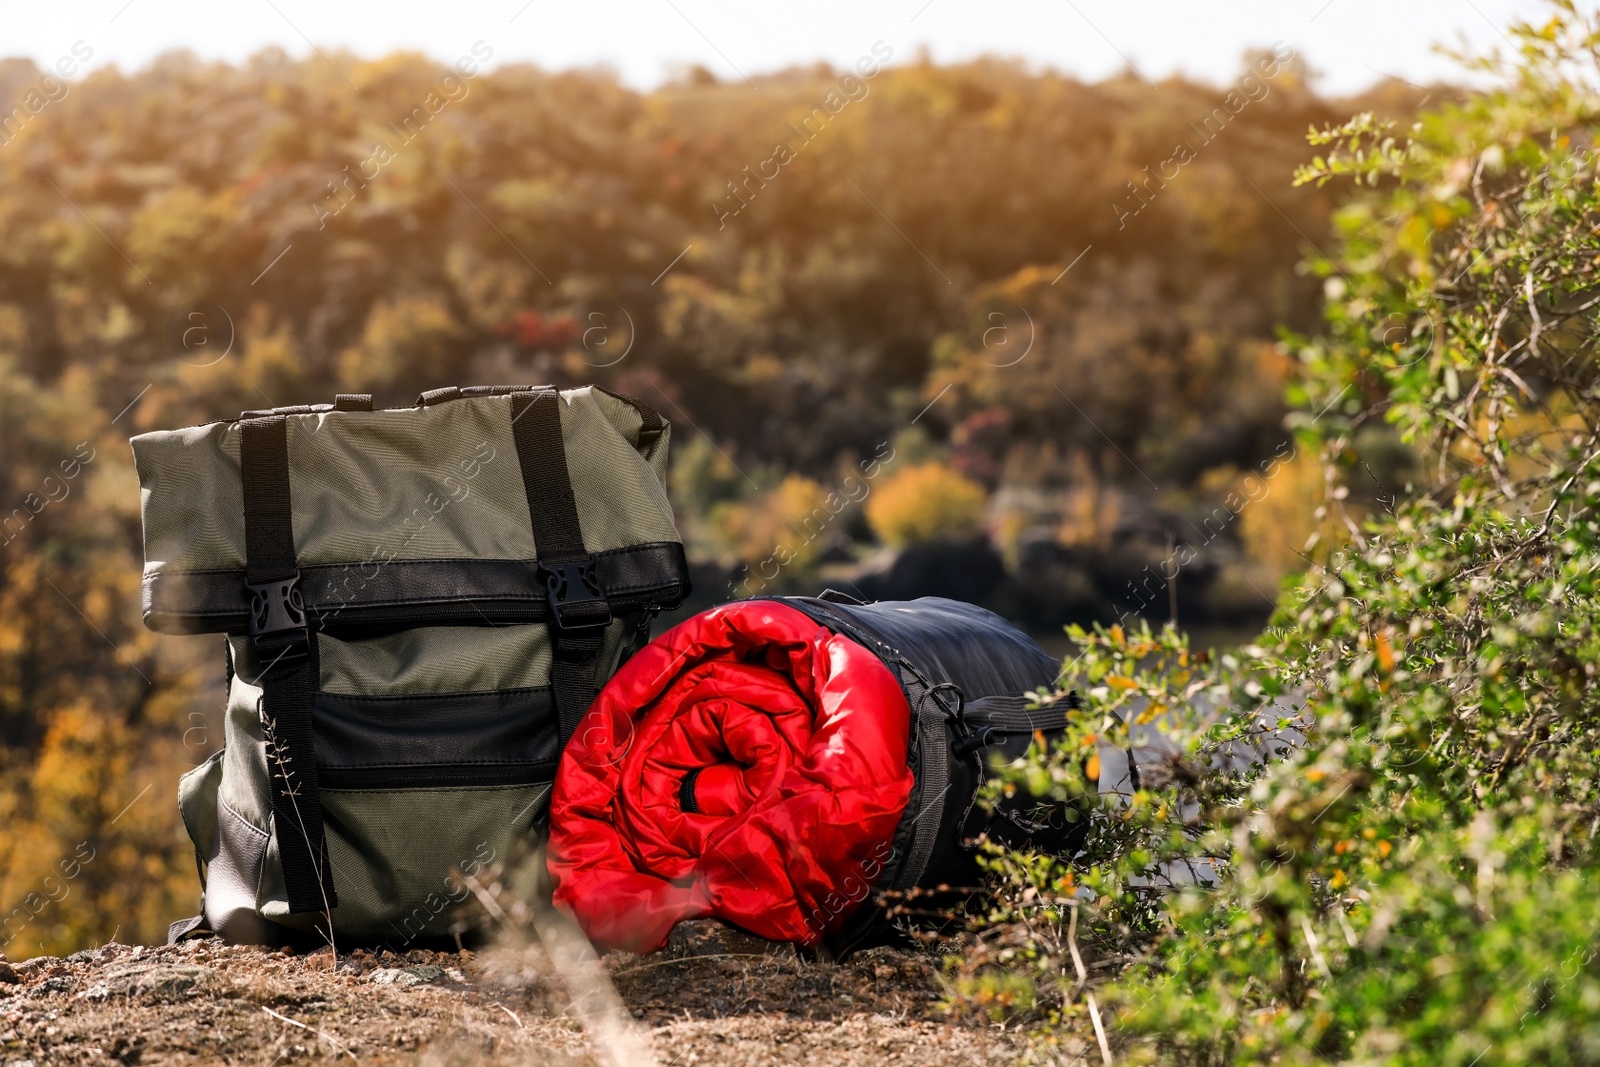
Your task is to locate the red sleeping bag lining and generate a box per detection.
[549,600,915,953]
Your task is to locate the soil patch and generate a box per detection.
[0,923,1075,1065]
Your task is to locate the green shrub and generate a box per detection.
[960,6,1600,1062]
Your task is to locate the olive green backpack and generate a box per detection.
[133,386,689,946]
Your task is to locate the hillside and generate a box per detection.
[0,50,1426,954]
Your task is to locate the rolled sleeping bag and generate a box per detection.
[548,593,1081,957]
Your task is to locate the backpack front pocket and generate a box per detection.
[237,622,613,941]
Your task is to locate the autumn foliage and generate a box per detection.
[0,45,1418,952]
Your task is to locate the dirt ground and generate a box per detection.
[0,922,1084,1066]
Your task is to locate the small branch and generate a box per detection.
[1539,429,1600,536]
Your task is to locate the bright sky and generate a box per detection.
[0,0,1554,94]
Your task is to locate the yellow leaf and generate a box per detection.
[1085,754,1101,781]
[1375,628,1396,673]
[1106,675,1138,690]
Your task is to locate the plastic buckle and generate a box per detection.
[540,558,612,632]
[246,574,310,667]
[951,725,997,757]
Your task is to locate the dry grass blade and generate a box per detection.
[1086,993,1113,1067]
[261,708,338,966]
[613,951,774,977]
[529,906,659,1067]
[1066,901,1088,987]
[462,871,658,1067]
[1068,902,1112,1065]
[261,1004,357,1059]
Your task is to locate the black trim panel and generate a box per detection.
[312,686,560,772]
[143,541,692,635]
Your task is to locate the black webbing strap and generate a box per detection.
[508,390,611,744]
[951,692,1083,756]
[166,914,210,944]
[636,402,663,447]
[962,693,1081,733]
[596,387,664,450]
[240,415,338,914]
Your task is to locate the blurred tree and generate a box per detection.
[0,363,205,955]
[337,294,466,392]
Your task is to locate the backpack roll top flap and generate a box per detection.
[132,386,686,635]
